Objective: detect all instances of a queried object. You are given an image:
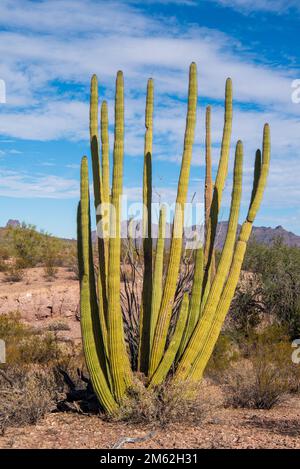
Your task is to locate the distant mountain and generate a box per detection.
[92,220,300,249]
[214,222,300,249]
[6,219,20,228]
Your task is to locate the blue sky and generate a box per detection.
[0,0,299,238]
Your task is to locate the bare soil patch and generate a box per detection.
[1,396,300,449]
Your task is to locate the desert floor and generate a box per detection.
[0,396,300,449]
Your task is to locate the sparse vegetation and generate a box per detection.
[111,377,220,426]
[243,238,300,339]
[42,233,63,279]
[0,366,60,434]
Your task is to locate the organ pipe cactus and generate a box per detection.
[77,63,270,413]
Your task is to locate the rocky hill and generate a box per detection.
[92,221,300,249]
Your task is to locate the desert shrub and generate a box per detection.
[0,366,60,434]
[205,332,239,380]
[6,223,44,268]
[0,313,63,365]
[0,244,10,261]
[0,312,30,339]
[0,244,10,272]
[5,224,64,278]
[48,321,71,332]
[41,233,63,279]
[224,340,296,409]
[3,261,24,282]
[111,376,220,426]
[64,243,80,279]
[243,238,300,339]
[229,278,263,336]
[18,333,62,364]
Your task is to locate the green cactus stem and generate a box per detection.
[140,78,154,374]
[149,62,198,377]
[149,293,189,388]
[78,156,117,414]
[107,71,132,401]
[175,139,243,381]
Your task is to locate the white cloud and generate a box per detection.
[211,0,300,14]
[0,0,298,231]
[0,169,78,199]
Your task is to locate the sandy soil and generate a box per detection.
[0,267,81,341]
[1,395,300,449]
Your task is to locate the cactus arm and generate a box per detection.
[149,293,189,387]
[175,140,243,381]
[79,156,117,414]
[101,100,110,277]
[149,62,197,376]
[177,246,203,360]
[90,75,102,208]
[204,106,216,280]
[90,75,108,322]
[202,79,232,300]
[107,71,132,401]
[140,79,154,374]
[189,125,270,381]
[149,205,166,353]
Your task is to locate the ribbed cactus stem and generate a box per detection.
[140,78,154,374]
[189,125,270,381]
[79,156,117,414]
[177,246,203,360]
[149,205,166,353]
[101,100,110,277]
[90,75,108,322]
[107,71,132,401]
[90,74,102,209]
[149,293,189,388]
[149,62,197,377]
[175,139,243,381]
[204,106,215,281]
[203,79,232,301]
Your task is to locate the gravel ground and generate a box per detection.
[1,396,300,449]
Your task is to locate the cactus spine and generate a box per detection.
[78,64,270,414]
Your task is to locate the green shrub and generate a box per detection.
[243,238,300,339]
[6,223,44,268]
[229,278,263,336]
[42,233,63,279]
[205,332,239,380]
[0,313,63,366]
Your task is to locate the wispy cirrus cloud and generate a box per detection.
[211,0,300,14]
[0,169,78,199]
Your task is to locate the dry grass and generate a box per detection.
[0,366,62,434]
[224,358,289,410]
[111,376,221,427]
